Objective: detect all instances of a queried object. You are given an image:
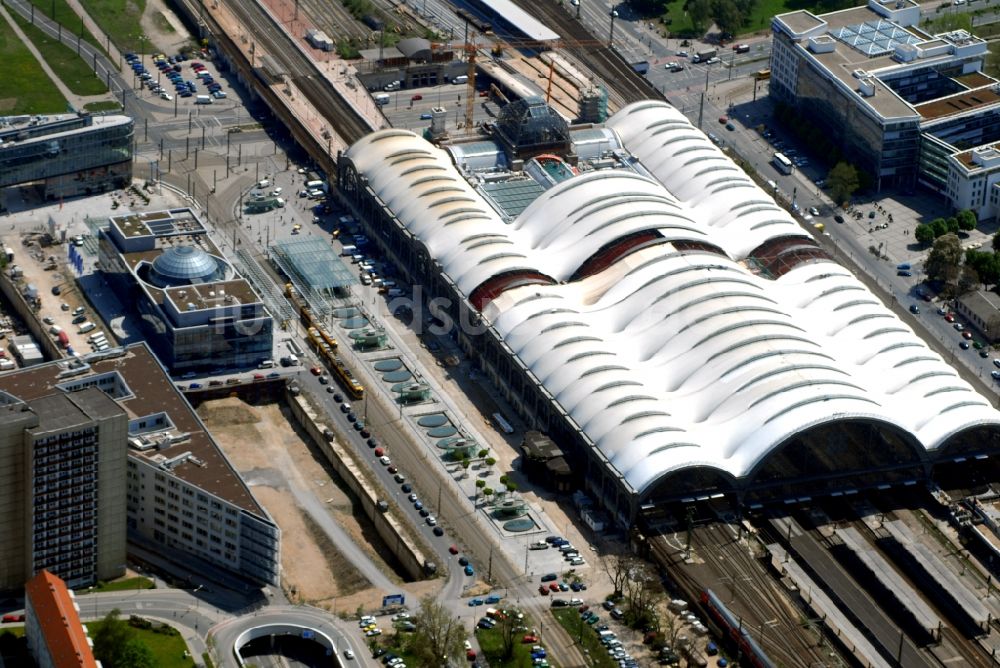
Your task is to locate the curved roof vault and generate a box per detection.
[344,110,1000,499]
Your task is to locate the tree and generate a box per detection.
[622,561,665,628]
[687,0,713,32]
[914,224,935,245]
[957,209,978,232]
[712,0,743,34]
[827,162,859,204]
[600,554,637,598]
[930,217,949,238]
[925,233,963,284]
[485,457,496,470]
[992,230,1000,253]
[91,609,154,668]
[497,606,520,659]
[477,449,489,459]
[946,217,959,234]
[406,596,466,665]
[505,480,518,493]
[965,249,1000,288]
[958,265,980,295]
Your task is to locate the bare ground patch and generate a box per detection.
[198,397,411,604]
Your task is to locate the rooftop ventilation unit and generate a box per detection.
[858,77,876,97]
[853,69,868,79]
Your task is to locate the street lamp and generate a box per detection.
[608,8,619,48]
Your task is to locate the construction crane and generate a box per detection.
[442,33,609,129]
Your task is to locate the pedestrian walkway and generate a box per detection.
[0,3,112,109]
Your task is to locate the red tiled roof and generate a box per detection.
[25,570,98,668]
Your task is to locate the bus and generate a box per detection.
[772,152,793,175]
[754,68,771,80]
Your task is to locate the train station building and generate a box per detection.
[337,100,1000,526]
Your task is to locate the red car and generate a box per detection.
[2,614,24,623]
[310,366,322,375]
[449,545,459,555]
[466,649,477,661]
[411,94,423,101]
[963,331,973,340]
[538,586,548,596]
[523,634,539,643]
[374,447,384,457]
[253,373,265,380]
[387,465,398,474]
[548,583,560,592]
[945,313,955,322]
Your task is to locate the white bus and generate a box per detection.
[772,152,793,175]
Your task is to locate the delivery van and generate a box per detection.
[77,322,96,334]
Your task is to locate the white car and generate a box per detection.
[464,640,472,650]
[808,207,820,216]
[344,648,354,659]
[677,50,688,57]
[379,456,391,466]
[160,92,173,101]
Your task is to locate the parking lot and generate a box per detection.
[127,49,228,107]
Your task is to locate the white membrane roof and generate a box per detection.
[344,104,1000,497]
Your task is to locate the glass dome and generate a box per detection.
[147,246,226,287]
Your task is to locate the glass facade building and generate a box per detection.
[0,113,133,198]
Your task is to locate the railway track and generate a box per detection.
[506,0,658,106]
[296,0,372,42]
[691,524,826,667]
[226,0,373,144]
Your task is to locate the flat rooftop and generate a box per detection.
[773,5,991,121]
[108,208,207,239]
[915,86,1000,120]
[163,279,261,312]
[0,113,131,148]
[0,344,265,515]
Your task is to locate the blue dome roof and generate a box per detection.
[148,246,224,287]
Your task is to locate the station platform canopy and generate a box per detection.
[270,238,356,294]
[469,0,560,42]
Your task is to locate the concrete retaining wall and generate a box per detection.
[0,271,62,361]
[285,390,432,581]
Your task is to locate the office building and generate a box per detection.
[0,344,280,586]
[0,385,127,591]
[338,101,1000,525]
[770,0,1000,218]
[0,113,133,202]
[24,570,98,668]
[97,208,273,373]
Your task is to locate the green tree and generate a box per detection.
[827,162,859,204]
[91,609,153,668]
[505,480,518,492]
[712,0,743,34]
[930,217,949,238]
[946,217,959,234]
[915,224,935,245]
[477,449,489,459]
[966,250,1000,288]
[406,596,466,665]
[957,209,978,232]
[118,639,155,668]
[687,0,713,32]
[993,230,1000,253]
[925,233,963,284]
[958,265,979,295]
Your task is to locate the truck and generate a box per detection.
[195,94,212,105]
[630,60,650,75]
[693,49,717,63]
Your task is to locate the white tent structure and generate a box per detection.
[342,101,1000,510]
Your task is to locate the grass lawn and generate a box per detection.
[0,16,66,114]
[11,13,107,96]
[84,622,194,668]
[19,0,105,52]
[88,576,155,592]
[551,609,619,668]
[662,0,696,37]
[84,99,122,112]
[475,624,541,667]
[71,0,147,54]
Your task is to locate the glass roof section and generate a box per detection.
[270,237,356,293]
[831,20,921,57]
[480,178,546,220]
